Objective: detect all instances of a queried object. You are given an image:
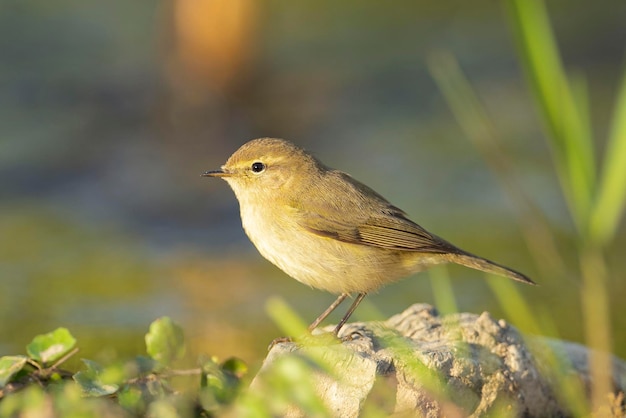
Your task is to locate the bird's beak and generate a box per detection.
[202,168,231,178]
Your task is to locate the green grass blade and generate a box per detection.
[428,266,458,316]
[266,297,308,338]
[589,69,626,245]
[506,0,596,230]
[428,51,566,280]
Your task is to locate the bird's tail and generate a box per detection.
[446,252,536,285]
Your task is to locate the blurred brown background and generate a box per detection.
[1,0,624,367]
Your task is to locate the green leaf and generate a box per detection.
[145,317,186,367]
[147,399,185,418]
[26,328,76,365]
[199,357,219,389]
[0,385,47,417]
[118,385,146,415]
[200,378,223,412]
[98,362,127,386]
[221,357,248,379]
[133,355,158,375]
[199,356,247,408]
[0,356,28,388]
[73,359,119,397]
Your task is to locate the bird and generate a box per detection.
[204,138,535,336]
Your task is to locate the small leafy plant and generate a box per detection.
[0,318,247,417]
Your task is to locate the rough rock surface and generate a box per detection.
[250,304,626,417]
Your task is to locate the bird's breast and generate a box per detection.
[237,202,425,294]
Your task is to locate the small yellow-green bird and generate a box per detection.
[204,138,535,335]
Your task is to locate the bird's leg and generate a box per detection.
[269,293,349,350]
[270,293,366,349]
[308,293,349,331]
[332,293,367,336]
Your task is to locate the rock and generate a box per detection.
[249,304,626,417]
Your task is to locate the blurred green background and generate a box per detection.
[1,0,625,370]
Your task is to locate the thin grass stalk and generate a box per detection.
[428,266,458,316]
[428,51,566,280]
[589,69,626,245]
[505,0,615,410]
[505,0,596,232]
[580,246,613,410]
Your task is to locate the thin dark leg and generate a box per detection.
[332,293,367,336]
[308,293,349,331]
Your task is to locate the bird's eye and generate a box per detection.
[251,162,266,173]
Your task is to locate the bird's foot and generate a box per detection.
[267,336,293,351]
[339,329,365,342]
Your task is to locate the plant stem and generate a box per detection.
[580,245,612,411]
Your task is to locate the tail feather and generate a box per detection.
[447,253,536,285]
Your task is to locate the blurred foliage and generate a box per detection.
[0,318,247,418]
[1,310,625,417]
[505,0,625,410]
[431,0,626,412]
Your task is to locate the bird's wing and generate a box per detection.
[299,210,457,253]
[291,170,458,254]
